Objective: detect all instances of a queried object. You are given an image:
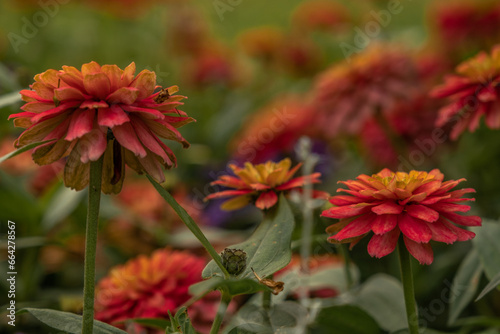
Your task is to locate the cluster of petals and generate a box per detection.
[431,45,500,140]
[321,169,481,265]
[204,158,325,211]
[311,43,419,136]
[94,248,223,333]
[9,61,194,193]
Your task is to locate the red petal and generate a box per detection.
[204,189,253,200]
[333,213,375,240]
[428,202,471,213]
[406,204,439,222]
[426,219,457,244]
[403,237,433,265]
[441,212,482,226]
[98,105,130,128]
[413,180,441,196]
[78,129,107,163]
[106,87,139,105]
[210,175,248,189]
[367,228,400,258]
[321,203,373,219]
[131,117,170,164]
[439,218,476,241]
[371,201,403,215]
[83,72,111,100]
[329,195,365,206]
[398,214,432,243]
[112,122,147,158]
[371,214,398,235]
[275,173,321,191]
[255,191,278,210]
[31,101,80,123]
[65,109,95,141]
[121,105,164,119]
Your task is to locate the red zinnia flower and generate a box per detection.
[94,248,230,334]
[204,158,325,211]
[9,61,194,193]
[311,43,419,136]
[322,169,481,265]
[431,45,500,139]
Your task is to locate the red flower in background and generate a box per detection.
[431,45,500,140]
[9,61,194,193]
[205,158,326,211]
[230,95,316,164]
[311,43,419,136]
[429,0,500,63]
[322,169,481,265]
[94,249,232,334]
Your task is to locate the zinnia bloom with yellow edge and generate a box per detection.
[205,158,326,211]
[431,45,500,140]
[9,61,194,193]
[322,169,481,265]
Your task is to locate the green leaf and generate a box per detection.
[189,277,266,298]
[310,305,381,334]
[448,248,483,325]
[166,307,197,334]
[41,185,85,231]
[0,140,55,164]
[18,308,128,334]
[116,317,170,330]
[147,175,229,278]
[353,274,407,332]
[454,316,500,328]
[472,220,500,280]
[203,194,294,279]
[475,270,500,301]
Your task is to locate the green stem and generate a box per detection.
[209,290,232,334]
[262,288,272,311]
[338,244,354,289]
[81,157,104,334]
[398,238,419,334]
[147,175,230,279]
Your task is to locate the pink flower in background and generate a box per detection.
[322,169,481,265]
[311,43,419,136]
[431,45,500,139]
[9,61,194,193]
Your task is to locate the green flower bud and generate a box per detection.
[221,248,247,276]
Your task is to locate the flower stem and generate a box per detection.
[147,175,230,279]
[338,244,354,289]
[81,157,104,334]
[262,288,272,311]
[398,238,419,334]
[209,290,232,334]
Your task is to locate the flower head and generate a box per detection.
[322,169,481,265]
[431,45,500,139]
[9,61,194,193]
[94,249,224,333]
[311,44,419,136]
[291,0,350,32]
[204,158,324,211]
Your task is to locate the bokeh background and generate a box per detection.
[1,0,500,333]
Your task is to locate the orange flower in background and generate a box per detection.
[322,169,481,265]
[94,249,228,334]
[431,45,500,140]
[239,26,284,63]
[291,0,350,32]
[311,44,419,136]
[205,158,325,211]
[9,61,194,193]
